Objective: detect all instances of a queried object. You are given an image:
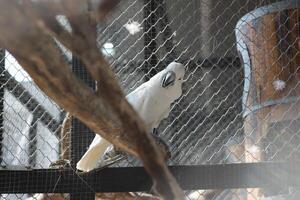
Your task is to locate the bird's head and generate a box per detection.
[161,62,185,88]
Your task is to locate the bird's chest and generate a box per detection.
[140,92,170,122]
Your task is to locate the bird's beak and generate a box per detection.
[162,71,176,88]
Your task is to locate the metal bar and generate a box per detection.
[3,71,60,135]
[236,0,300,26]
[0,162,299,193]
[71,57,95,199]
[0,49,4,165]
[144,0,159,80]
[243,96,300,117]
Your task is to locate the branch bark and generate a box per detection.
[0,1,184,199]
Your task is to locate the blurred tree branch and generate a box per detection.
[0,0,184,199]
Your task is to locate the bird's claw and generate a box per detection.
[102,153,127,168]
[151,133,171,160]
[49,159,71,169]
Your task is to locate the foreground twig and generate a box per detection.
[0,1,184,199]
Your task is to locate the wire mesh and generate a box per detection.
[1,0,300,199]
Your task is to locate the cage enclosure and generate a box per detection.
[0,0,300,200]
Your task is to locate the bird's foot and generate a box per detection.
[151,132,171,160]
[102,147,127,167]
[103,153,127,167]
[49,159,71,169]
[104,146,126,160]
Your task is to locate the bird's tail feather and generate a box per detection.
[76,137,111,172]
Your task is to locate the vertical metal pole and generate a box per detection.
[0,49,4,165]
[70,57,95,200]
[144,0,159,80]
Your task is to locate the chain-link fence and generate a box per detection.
[1,0,300,199]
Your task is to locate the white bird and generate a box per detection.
[76,62,185,172]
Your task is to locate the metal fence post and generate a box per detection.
[0,49,4,165]
[70,57,95,200]
[144,0,159,80]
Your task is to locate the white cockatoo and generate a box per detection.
[76,62,185,172]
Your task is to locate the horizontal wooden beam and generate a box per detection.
[0,162,299,193]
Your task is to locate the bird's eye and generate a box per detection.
[178,78,182,80]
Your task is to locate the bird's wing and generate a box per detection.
[126,83,158,131]
[126,84,148,111]
[151,106,171,130]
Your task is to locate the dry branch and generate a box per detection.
[0,1,184,199]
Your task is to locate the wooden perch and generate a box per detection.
[0,1,184,199]
[30,192,160,200]
[96,192,161,200]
